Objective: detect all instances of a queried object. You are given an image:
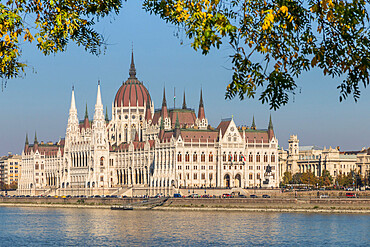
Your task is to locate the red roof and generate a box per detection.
[114,79,151,107]
[217,120,231,136]
[181,130,218,143]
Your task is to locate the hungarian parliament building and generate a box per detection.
[18,53,279,196]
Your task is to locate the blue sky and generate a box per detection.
[1,1,370,156]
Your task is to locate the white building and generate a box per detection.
[18,53,279,196]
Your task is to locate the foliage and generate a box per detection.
[0,0,122,81]
[144,0,370,109]
[318,169,333,186]
[282,171,292,185]
[300,171,317,185]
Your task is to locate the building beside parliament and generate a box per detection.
[18,53,279,196]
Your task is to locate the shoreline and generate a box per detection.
[1,202,369,214]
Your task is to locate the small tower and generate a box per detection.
[182,90,187,109]
[144,97,152,123]
[34,131,38,151]
[66,87,79,136]
[268,114,274,141]
[288,135,299,174]
[24,133,29,151]
[105,106,109,122]
[93,82,107,147]
[196,89,208,130]
[251,115,256,130]
[83,103,90,129]
[161,87,171,130]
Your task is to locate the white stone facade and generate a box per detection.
[18,55,279,196]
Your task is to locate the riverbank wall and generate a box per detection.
[1,197,369,213]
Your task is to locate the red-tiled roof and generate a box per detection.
[217,120,231,136]
[114,79,151,107]
[169,110,196,128]
[181,130,218,143]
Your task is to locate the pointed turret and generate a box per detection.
[182,90,187,109]
[251,115,256,129]
[268,114,274,141]
[34,131,38,151]
[34,131,38,144]
[84,103,89,120]
[105,106,109,122]
[161,87,168,119]
[144,97,152,122]
[268,114,273,130]
[198,89,205,119]
[93,83,104,122]
[84,103,90,129]
[24,133,29,151]
[67,86,79,134]
[129,49,137,79]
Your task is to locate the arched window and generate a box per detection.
[100,157,104,166]
[185,152,190,162]
[228,152,232,162]
[193,152,197,162]
[256,153,260,163]
[264,153,268,162]
[271,153,276,162]
[223,152,226,162]
[201,152,205,162]
[239,152,243,162]
[209,152,213,162]
[249,152,253,162]
[234,152,238,162]
[177,152,182,162]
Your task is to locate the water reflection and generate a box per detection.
[0,207,369,246]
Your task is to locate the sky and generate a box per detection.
[1,1,370,156]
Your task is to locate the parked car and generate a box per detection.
[346,193,357,198]
[190,194,200,198]
[320,194,330,199]
[262,195,271,198]
[222,193,232,198]
[238,194,247,198]
[250,195,258,198]
[154,193,164,198]
[173,193,182,198]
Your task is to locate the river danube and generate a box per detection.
[0,207,369,246]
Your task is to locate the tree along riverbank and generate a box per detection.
[0,197,369,214]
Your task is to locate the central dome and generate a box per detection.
[114,52,151,107]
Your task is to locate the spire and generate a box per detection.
[105,106,109,122]
[84,103,89,119]
[161,87,168,119]
[199,88,204,108]
[251,115,256,129]
[129,49,137,79]
[145,97,152,122]
[67,86,79,133]
[34,131,38,144]
[268,114,273,130]
[198,88,205,119]
[25,133,29,145]
[182,90,187,109]
[162,87,167,107]
[70,86,77,111]
[96,82,103,107]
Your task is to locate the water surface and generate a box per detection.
[0,207,369,246]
